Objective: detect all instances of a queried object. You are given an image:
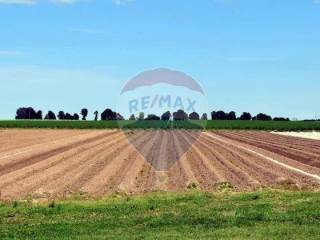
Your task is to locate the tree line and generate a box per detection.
[15,107,290,121]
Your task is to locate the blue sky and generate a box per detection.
[0,0,319,120]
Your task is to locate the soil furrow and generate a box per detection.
[79,131,154,195]
[176,131,218,190]
[207,132,320,188]
[1,129,320,200]
[166,131,190,191]
[0,132,124,189]
[106,131,157,193]
[60,131,146,196]
[0,133,127,199]
[183,131,254,190]
[199,133,281,186]
[217,131,320,161]
[30,133,130,198]
[0,131,119,176]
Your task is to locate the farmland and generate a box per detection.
[0,129,320,200]
[1,120,320,130]
[1,128,320,239]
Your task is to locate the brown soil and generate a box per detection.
[0,129,319,200]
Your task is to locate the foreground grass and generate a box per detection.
[1,120,320,131]
[1,191,320,239]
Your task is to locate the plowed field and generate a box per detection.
[0,129,319,200]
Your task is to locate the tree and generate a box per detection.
[239,112,252,121]
[16,107,37,120]
[129,114,136,120]
[211,111,216,120]
[138,112,145,121]
[211,110,227,120]
[81,108,88,121]
[94,111,99,121]
[161,111,171,121]
[101,108,117,120]
[57,111,65,120]
[254,113,272,121]
[116,113,124,120]
[273,117,290,121]
[36,110,43,120]
[64,113,73,120]
[227,111,236,120]
[189,112,200,120]
[173,110,188,121]
[44,111,56,120]
[201,113,208,120]
[145,114,161,120]
[73,113,80,120]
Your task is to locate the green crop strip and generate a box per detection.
[0,120,320,131]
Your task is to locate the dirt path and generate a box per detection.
[273,131,320,140]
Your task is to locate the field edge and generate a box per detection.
[1,190,320,240]
[1,120,320,131]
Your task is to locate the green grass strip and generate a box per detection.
[0,191,320,239]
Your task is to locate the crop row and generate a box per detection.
[0,120,320,131]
